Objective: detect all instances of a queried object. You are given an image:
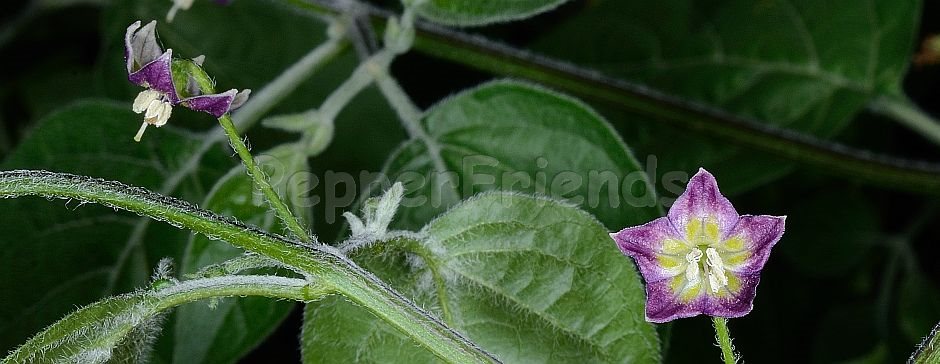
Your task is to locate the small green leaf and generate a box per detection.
[381,80,660,230]
[413,0,571,27]
[0,101,230,354]
[303,193,659,363]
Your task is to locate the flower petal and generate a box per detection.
[719,215,786,275]
[645,277,706,323]
[124,21,140,73]
[611,217,686,283]
[183,89,239,118]
[125,21,163,74]
[667,168,739,238]
[703,272,760,318]
[230,89,251,110]
[128,50,179,103]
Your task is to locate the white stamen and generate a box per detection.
[685,249,703,284]
[687,249,703,262]
[144,99,163,120]
[134,122,149,142]
[153,102,172,126]
[705,248,728,292]
[708,273,720,293]
[134,97,173,141]
[132,90,162,114]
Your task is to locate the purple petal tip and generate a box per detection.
[183,89,238,118]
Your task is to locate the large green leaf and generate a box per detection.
[414,0,571,27]
[381,80,660,230]
[0,101,230,354]
[303,193,659,363]
[535,0,920,194]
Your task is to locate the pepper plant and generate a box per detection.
[1,0,940,363]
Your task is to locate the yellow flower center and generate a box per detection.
[682,216,730,294]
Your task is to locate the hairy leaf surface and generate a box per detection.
[303,193,659,363]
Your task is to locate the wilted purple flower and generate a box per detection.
[125,21,249,141]
[610,168,785,323]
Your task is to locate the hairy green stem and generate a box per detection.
[153,275,323,308]
[869,96,940,148]
[190,254,292,278]
[284,0,940,195]
[372,68,450,179]
[0,171,497,363]
[204,32,347,145]
[2,275,327,363]
[362,4,450,177]
[317,50,391,121]
[712,317,737,364]
[372,67,424,139]
[218,114,311,242]
[230,32,347,133]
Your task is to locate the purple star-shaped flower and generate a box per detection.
[125,20,249,141]
[610,168,786,323]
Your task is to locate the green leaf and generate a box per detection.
[169,147,309,364]
[0,101,230,354]
[303,193,659,363]
[381,80,660,230]
[535,0,920,193]
[413,0,571,27]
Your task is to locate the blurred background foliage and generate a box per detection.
[1,0,939,362]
